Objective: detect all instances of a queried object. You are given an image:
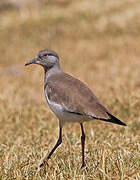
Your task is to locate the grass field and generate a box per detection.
[0,0,140,179]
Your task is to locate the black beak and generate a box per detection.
[24,58,39,66]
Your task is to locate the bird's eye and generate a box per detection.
[44,54,48,57]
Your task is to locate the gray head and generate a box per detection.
[25,49,60,71]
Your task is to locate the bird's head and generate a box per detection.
[25,49,59,70]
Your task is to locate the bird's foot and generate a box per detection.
[81,163,86,170]
[39,158,49,168]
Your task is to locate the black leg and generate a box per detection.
[80,123,86,168]
[40,127,62,167]
[47,127,62,159]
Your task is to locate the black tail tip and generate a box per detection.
[119,121,127,126]
[107,112,127,126]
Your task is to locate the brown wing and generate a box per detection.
[45,72,110,120]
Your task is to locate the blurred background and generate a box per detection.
[0,0,140,179]
[0,0,140,113]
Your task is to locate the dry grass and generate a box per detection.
[0,0,140,179]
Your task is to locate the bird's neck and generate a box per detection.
[44,64,62,84]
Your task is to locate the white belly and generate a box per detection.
[45,91,83,126]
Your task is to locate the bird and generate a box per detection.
[25,49,127,169]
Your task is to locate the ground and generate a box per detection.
[0,0,140,179]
